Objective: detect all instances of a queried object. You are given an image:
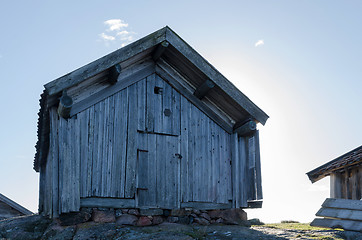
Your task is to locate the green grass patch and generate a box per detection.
[263,223,329,231]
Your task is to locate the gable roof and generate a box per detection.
[306,145,362,183]
[34,26,269,172]
[0,193,33,215]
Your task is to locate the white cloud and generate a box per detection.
[104,19,128,31]
[99,19,136,47]
[255,39,264,47]
[99,33,115,41]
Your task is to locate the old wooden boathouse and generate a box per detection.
[307,145,362,231]
[34,26,269,217]
[307,145,361,200]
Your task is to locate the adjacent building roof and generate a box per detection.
[307,145,362,183]
[0,193,33,216]
[34,26,269,172]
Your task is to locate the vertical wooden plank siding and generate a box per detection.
[238,137,247,207]
[331,167,361,200]
[73,115,81,211]
[231,133,239,208]
[178,94,232,205]
[44,138,52,216]
[255,130,263,200]
[180,97,189,203]
[125,83,137,198]
[48,71,266,213]
[50,108,59,217]
[86,107,94,197]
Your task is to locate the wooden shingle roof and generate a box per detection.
[307,145,362,183]
[34,26,269,172]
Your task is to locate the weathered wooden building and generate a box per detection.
[307,145,361,200]
[307,146,362,231]
[34,27,269,217]
[0,193,33,220]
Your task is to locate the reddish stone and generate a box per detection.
[137,216,152,226]
[152,216,164,225]
[92,209,116,223]
[116,214,138,226]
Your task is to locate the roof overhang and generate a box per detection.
[0,193,33,215]
[306,145,362,183]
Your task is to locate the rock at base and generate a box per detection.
[167,216,179,223]
[58,208,92,226]
[137,216,152,226]
[116,214,138,226]
[194,217,210,225]
[208,208,247,225]
[152,216,164,225]
[92,209,116,223]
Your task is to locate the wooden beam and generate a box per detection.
[80,197,135,208]
[234,120,256,137]
[181,202,232,210]
[247,200,263,208]
[57,90,73,119]
[108,64,122,84]
[316,207,362,221]
[311,218,362,232]
[152,41,169,61]
[164,27,269,125]
[322,198,362,211]
[70,62,155,117]
[44,27,167,96]
[155,63,233,133]
[194,80,215,99]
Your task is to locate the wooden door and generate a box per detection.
[145,74,181,136]
[136,134,180,209]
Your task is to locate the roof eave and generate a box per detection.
[164,27,269,125]
[44,27,168,96]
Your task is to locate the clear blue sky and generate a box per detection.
[0,1,361,223]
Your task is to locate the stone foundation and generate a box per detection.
[58,208,248,227]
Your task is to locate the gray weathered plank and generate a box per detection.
[50,108,59,217]
[73,115,81,211]
[238,137,248,207]
[125,84,137,198]
[80,198,135,208]
[317,207,362,221]
[181,202,232,210]
[180,96,189,203]
[231,133,239,208]
[86,107,94,197]
[322,198,362,211]
[311,218,362,232]
[255,130,263,200]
